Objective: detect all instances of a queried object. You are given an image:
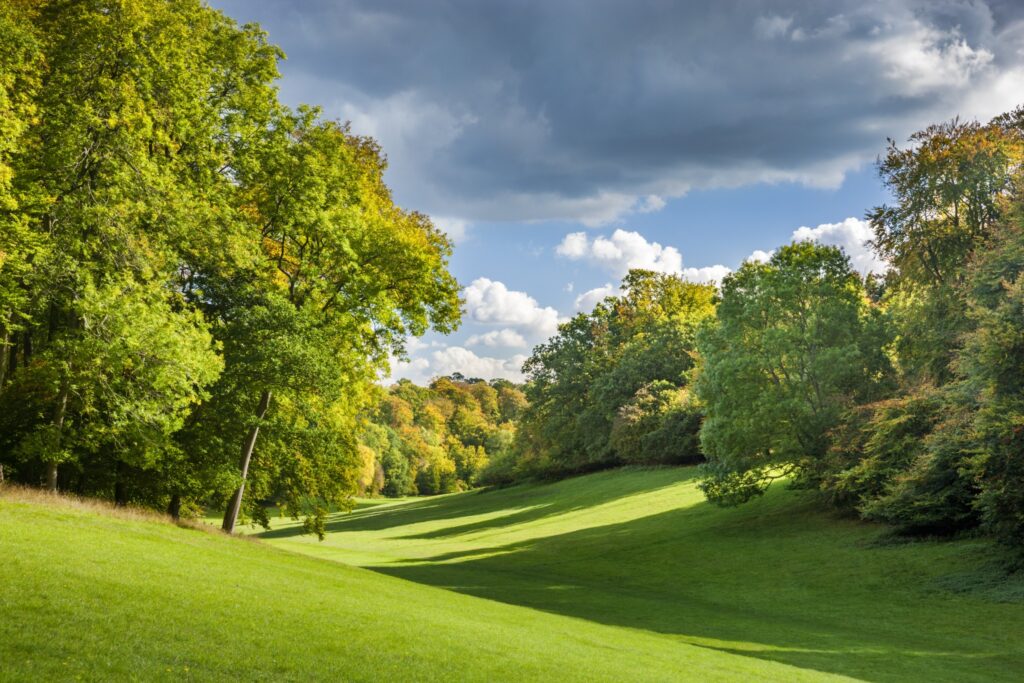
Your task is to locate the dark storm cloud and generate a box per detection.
[213,0,1024,224]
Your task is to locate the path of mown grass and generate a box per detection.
[255,467,1024,683]
[0,486,846,682]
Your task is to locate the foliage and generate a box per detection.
[609,381,703,466]
[517,270,715,476]
[0,0,459,534]
[696,242,894,504]
[869,117,1024,384]
[959,217,1024,546]
[359,377,526,495]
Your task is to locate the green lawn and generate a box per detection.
[3,468,1022,681]
[250,467,1024,682]
[1,484,846,682]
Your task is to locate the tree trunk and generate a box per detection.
[0,320,10,388]
[167,494,181,520]
[7,333,17,377]
[47,380,69,492]
[222,389,272,534]
[114,460,128,506]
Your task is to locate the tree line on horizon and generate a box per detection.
[494,109,1024,551]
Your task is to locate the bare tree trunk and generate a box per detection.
[7,333,17,377]
[47,380,69,492]
[167,493,181,520]
[0,320,10,388]
[222,389,272,534]
[114,461,128,506]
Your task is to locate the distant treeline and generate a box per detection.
[0,1,459,537]
[492,111,1024,549]
[358,377,527,496]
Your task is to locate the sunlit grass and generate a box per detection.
[1,480,847,682]
[253,467,1024,682]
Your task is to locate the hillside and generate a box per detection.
[251,467,1024,682]
[2,485,844,682]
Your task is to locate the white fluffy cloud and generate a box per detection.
[557,229,681,276]
[791,217,888,275]
[431,215,470,243]
[557,219,888,300]
[574,283,616,311]
[465,328,528,349]
[682,265,733,284]
[463,277,562,338]
[387,346,528,384]
[557,229,730,284]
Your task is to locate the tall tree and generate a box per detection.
[868,117,1023,383]
[204,108,460,533]
[0,0,278,497]
[696,243,893,504]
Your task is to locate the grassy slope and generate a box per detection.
[253,468,1024,683]
[0,489,845,682]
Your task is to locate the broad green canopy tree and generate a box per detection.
[696,242,894,505]
[519,270,715,475]
[0,0,278,496]
[0,0,460,532]
[196,108,461,534]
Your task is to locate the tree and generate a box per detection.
[696,242,893,504]
[0,0,278,504]
[869,117,1024,383]
[958,216,1024,547]
[0,278,221,495]
[200,108,460,533]
[609,381,703,465]
[518,270,715,476]
[0,2,44,386]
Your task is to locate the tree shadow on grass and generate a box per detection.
[365,487,1024,683]
[259,467,694,540]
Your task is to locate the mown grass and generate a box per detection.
[253,467,1024,682]
[1,481,848,682]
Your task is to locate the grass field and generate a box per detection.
[1,482,845,682]
[2,468,1023,681]
[250,467,1024,683]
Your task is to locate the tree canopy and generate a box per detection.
[0,0,459,536]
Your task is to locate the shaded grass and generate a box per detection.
[0,482,847,682]
[255,468,1024,683]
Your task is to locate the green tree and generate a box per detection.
[696,242,893,505]
[0,0,276,502]
[0,278,221,494]
[519,270,715,475]
[203,108,460,532]
[869,117,1023,383]
[958,216,1024,546]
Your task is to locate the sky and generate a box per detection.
[212,0,1024,383]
